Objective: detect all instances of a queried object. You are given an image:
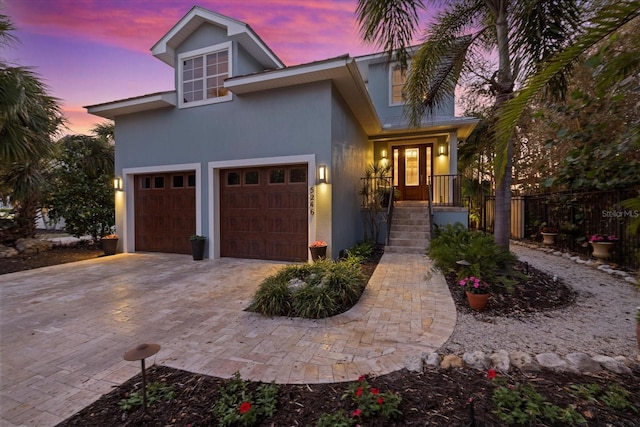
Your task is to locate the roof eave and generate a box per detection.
[85,92,177,120]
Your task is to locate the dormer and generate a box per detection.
[151,6,284,109]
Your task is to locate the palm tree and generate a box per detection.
[356,0,581,248]
[0,13,64,237]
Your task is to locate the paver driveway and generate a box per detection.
[0,252,455,426]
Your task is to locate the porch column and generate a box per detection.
[448,132,457,203]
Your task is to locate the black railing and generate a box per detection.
[429,175,463,206]
[482,188,640,269]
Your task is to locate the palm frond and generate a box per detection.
[494,0,640,183]
[356,0,425,65]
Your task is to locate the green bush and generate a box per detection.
[345,240,375,261]
[248,254,365,319]
[428,223,517,291]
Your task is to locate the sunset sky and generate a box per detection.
[2,0,435,136]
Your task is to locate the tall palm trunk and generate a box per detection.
[489,0,514,248]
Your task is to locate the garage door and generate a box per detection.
[135,172,196,254]
[220,165,308,261]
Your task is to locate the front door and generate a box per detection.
[393,145,432,201]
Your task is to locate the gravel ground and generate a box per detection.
[441,244,640,358]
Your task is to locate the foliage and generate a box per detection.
[118,381,176,411]
[345,240,375,261]
[315,410,356,427]
[211,372,279,427]
[189,235,206,241]
[341,375,402,421]
[569,383,638,413]
[0,14,64,239]
[248,250,365,318]
[427,223,517,290]
[46,134,114,241]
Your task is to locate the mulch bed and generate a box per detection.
[3,244,638,426]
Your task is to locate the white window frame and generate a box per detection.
[389,62,410,106]
[178,41,233,109]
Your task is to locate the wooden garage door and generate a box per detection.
[135,172,196,254]
[220,165,308,261]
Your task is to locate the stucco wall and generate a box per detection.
[330,85,371,257]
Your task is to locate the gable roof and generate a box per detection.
[151,6,284,70]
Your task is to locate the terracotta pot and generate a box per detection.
[541,232,558,246]
[309,245,327,262]
[466,292,489,311]
[101,238,118,256]
[591,241,614,263]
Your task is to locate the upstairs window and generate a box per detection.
[390,63,408,106]
[179,42,232,108]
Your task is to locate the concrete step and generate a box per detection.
[390,219,430,227]
[385,245,427,254]
[388,237,429,247]
[388,230,430,240]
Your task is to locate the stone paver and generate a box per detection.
[0,252,455,426]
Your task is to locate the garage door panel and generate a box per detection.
[221,165,308,261]
[135,173,195,254]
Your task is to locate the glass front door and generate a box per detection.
[393,144,432,200]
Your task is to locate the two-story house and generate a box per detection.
[86,6,478,261]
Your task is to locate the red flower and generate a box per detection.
[377,397,384,405]
[357,375,366,382]
[239,401,251,414]
[355,386,363,397]
[487,369,496,379]
[370,387,380,395]
[352,408,362,417]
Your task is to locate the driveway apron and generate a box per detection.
[0,252,455,426]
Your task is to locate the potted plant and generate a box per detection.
[589,234,618,263]
[189,235,206,261]
[459,276,490,311]
[539,223,559,246]
[101,234,119,256]
[309,240,327,262]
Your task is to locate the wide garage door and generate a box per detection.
[135,172,196,254]
[220,164,308,261]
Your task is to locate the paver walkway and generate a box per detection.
[0,252,455,426]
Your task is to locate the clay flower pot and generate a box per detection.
[466,292,489,311]
[591,241,614,264]
[541,232,558,246]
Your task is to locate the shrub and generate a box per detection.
[249,251,366,318]
[345,240,375,260]
[212,372,279,427]
[428,223,517,291]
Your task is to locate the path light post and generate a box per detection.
[123,343,161,413]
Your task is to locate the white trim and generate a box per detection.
[207,155,316,260]
[121,163,202,253]
[86,92,176,120]
[389,62,408,107]
[178,41,233,109]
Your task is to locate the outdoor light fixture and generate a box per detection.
[381,149,387,159]
[438,142,448,156]
[318,165,327,184]
[113,177,123,191]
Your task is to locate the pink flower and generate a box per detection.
[239,401,251,414]
[487,369,496,379]
[352,408,362,417]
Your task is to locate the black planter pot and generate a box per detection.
[309,245,327,262]
[190,239,206,261]
[102,239,118,256]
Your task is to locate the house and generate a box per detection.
[86,6,478,262]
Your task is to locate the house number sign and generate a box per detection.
[309,186,315,215]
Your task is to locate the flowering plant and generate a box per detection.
[102,234,118,239]
[459,276,490,294]
[589,234,618,243]
[309,240,327,247]
[540,226,558,234]
[341,375,402,421]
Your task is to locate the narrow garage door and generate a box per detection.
[220,165,308,261]
[135,172,196,254]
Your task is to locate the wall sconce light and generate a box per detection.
[318,165,327,184]
[381,149,387,159]
[113,177,123,191]
[438,142,448,156]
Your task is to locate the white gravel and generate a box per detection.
[441,244,640,358]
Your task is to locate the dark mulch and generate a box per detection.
[4,244,638,426]
[0,242,104,275]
